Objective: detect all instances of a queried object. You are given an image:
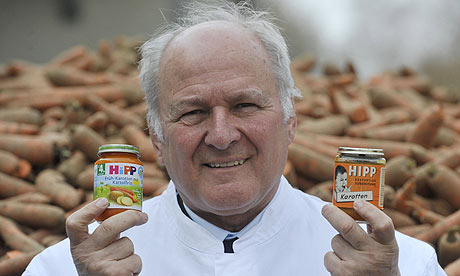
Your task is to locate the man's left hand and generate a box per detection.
[321,200,400,276]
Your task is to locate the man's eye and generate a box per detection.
[182,110,203,117]
[178,110,205,125]
[236,103,257,109]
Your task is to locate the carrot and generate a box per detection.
[291,54,316,72]
[409,203,445,225]
[83,94,144,128]
[383,209,416,228]
[385,156,416,188]
[295,175,316,192]
[438,227,460,267]
[384,185,396,209]
[380,107,414,124]
[297,115,350,136]
[329,88,369,123]
[361,122,412,141]
[142,162,166,179]
[412,195,453,217]
[0,107,42,125]
[0,121,40,135]
[35,169,83,210]
[45,66,110,87]
[434,146,460,169]
[394,180,416,215]
[0,249,42,276]
[304,133,433,164]
[444,256,460,275]
[71,124,106,162]
[0,216,45,252]
[0,172,36,198]
[287,143,334,182]
[0,201,66,229]
[293,133,338,158]
[110,187,138,203]
[412,163,435,197]
[41,234,66,247]
[406,105,444,148]
[425,164,460,209]
[367,86,421,116]
[6,192,51,204]
[307,181,333,202]
[75,165,94,190]
[50,45,88,66]
[397,224,432,238]
[85,110,109,130]
[121,125,157,162]
[0,134,58,166]
[430,86,460,103]
[345,119,386,137]
[0,150,23,176]
[415,209,460,244]
[57,151,89,185]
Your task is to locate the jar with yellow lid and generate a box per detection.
[94,144,143,221]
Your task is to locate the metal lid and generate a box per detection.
[97,144,140,157]
[338,146,384,156]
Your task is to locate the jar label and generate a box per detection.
[333,162,385,210]
[94,163,143,211]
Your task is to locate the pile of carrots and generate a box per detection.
[0,36,169,275]
[287,55,460,275]
[0,38,458,274]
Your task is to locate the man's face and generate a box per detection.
[152,21,296,218]
[336,172,347,191]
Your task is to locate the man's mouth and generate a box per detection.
[205,159,246,168]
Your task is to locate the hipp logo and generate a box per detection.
[108,165,137,175]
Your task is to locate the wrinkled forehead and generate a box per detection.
[158,21,275,94]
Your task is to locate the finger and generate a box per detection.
[91,210,148,249]
[330,234,356,261]
[116,253,143,275]
[322,204,368,249]
[324,251,343,276]
[66,198,108,246]
[96,236,135,261]
[353,200,395,244]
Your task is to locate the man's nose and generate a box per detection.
[204,108,241,150]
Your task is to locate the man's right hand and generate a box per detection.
[66,197,148,276]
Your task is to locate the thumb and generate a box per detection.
[66,197,108,246]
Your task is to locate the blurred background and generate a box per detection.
[1,0,460,90]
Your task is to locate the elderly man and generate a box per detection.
[24,1,445,275]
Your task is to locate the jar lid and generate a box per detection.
[97,144,140,157]
[338,146,384,156]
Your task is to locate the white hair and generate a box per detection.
[139,0,301,142]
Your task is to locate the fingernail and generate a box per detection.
[140,212,148,223]
[96,197,108,207]
[354,200,364,209]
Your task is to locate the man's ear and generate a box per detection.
[287,116,297,144]
[150,130,165,166]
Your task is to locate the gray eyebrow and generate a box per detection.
[167,89,271,120]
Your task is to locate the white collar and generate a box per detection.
[182,182,282,241]
[161,175,295,254]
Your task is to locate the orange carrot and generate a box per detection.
[438,227,460,267]
[0,249,42,276]
[0,201,66,229]
[394,180,416,215]
[297,115,350,136]
[85,111,109,130]
[0,107,42,125]
[0,216,44,252]
[35,169,83,210]
[329,88,369,123]
[0,150,22,176]
[121,125,157,162]
[287,143,334,182]
[434,146,460,169]
[83,94,144,128]
[366,86,421,116]
[415,209,460,244]
[45,66,110,87]
[384,185,396,209]
[412,195,453,216]
[291,54,316,72]
[71,124,106,162]
[283,160,297,188]
[397,224,432,238]
[57,151,89,185]
[425,164,460,209]
[75,165,94,190]
[304,133,433,164]
[6,192,51,204]
[379,107,414,124]
[293,133,338,158]
[444,257,460,275]
[0,135,58,166]
[143,177,169,196]
[383,209,416,228]
[408,202,445,225]
[406,105,444,148]
[50,45,88,66]
[361,122,412,141]
[41,234,66,247]
[0,121,40,135]
[0,172,36,198]
[385,156,416,188]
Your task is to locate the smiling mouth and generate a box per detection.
[205,159,246,168]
